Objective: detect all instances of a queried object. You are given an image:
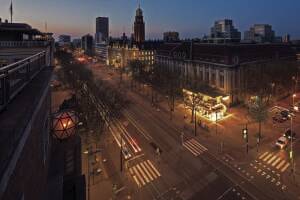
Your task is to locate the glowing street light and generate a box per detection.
[52,110,78,140]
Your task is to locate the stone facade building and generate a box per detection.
[155,42,297,105]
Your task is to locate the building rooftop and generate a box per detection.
[156,42,297,65]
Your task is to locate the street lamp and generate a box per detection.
[52,110,78,140]
[292,94,296,108]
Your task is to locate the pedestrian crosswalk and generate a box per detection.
[183,139,208,156]
[258,152,290,173]
[129,160,161,187]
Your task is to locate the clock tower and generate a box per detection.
[134,4,145,43]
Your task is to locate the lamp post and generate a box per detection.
[290,115,295,180]
[293,94,296,108]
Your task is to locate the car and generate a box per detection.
[280,110,291,119]
[272,115,285,123]
[283,129,296,140]
[275,136,288,149]
[150,142,163,154]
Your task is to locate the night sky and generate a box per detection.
[1,0,300,40]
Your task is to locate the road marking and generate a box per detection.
[186,141,203,154]
[132,175,141,188]
[147,160,161,177]
[129,160,161,187]
[190,139,208,151]
[272,157,281,167]
[140,162,154,181]
[259,152,269,159]
[280,163,290,172]
[183,143,199,156]
[136,164,150,183]
[183,139,207,156]
[263,153,273,162]
[132,165,146,186]
[267,155,277,164]
[276,160,286,170]
[143,161,157,180]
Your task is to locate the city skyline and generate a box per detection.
[1,0,300,40]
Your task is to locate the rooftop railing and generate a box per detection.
[0,51,47,112]
[0,41,50,48]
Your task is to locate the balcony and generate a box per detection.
[0,52,52,181]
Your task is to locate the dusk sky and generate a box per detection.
[1,0,300,40]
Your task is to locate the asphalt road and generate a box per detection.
[86,63,299,200]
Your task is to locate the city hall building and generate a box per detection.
[155,42,297,110]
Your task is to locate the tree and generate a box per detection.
[128,59,146,90]
[183,88,201,123]
[248,96,269,142]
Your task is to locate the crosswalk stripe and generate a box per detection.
[272,157,282,167]
[132,166,146,186]
[185,141,203,154]
[143,161,158,180]
[276,160,286,170]
[267,155,278,164]
[280,163,290,172]
[129,168,134,175]
[132,175,141,187]
[190,139,208,151]
[136,164,150,183]
[190,140,207,152]
[183,143,199,156]
[147,160,161,177]
[140,162,154,181]
[263,153,273,162]
[259,152,269,159]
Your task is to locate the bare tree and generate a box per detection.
[248,95,269,142]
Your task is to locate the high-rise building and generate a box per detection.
[58,34,71,45]
[283,34,291,43]
[95,17,109,42]
[81,34,93,55]
[133,4,145,43]
[244,24,275,43]
[163,31,179,42]
[210,19,241,43]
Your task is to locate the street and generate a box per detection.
[77,62,300,200]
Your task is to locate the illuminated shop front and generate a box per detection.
[183,89,229,121]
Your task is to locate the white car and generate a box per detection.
[276,136,288,149]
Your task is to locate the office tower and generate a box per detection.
[210,19,241,43]
[244,24,275,43]
[96,17,109,42]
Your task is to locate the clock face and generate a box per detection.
[232,55,239,64]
